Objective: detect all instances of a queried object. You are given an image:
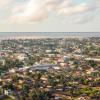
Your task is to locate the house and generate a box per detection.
[30,64,60,71]
[4,89,12,96]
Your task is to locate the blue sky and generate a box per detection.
[0,0,100,32]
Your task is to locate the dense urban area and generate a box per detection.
[0,37,100,100]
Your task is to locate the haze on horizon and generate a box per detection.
[0,32,100,39]
[0,0,100,32]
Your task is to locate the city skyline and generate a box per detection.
[0,32,100,40]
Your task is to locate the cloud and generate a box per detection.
[0,0,13,10]
[10,0,60,23]
[72,15,95,24]
[3,0,100,23]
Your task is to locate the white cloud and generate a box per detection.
[0,0,13,10]
[2,0,100,23]
[72,15,94,24]
[10,0,59,23]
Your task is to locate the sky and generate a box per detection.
[0,0,100,32]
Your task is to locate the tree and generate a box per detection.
[7,82,14,91]
[88,60,97,68]
[12,75,19,82]
[4,58,24,69]
[22,84,30,93]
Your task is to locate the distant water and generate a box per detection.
[0,32,100,39]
